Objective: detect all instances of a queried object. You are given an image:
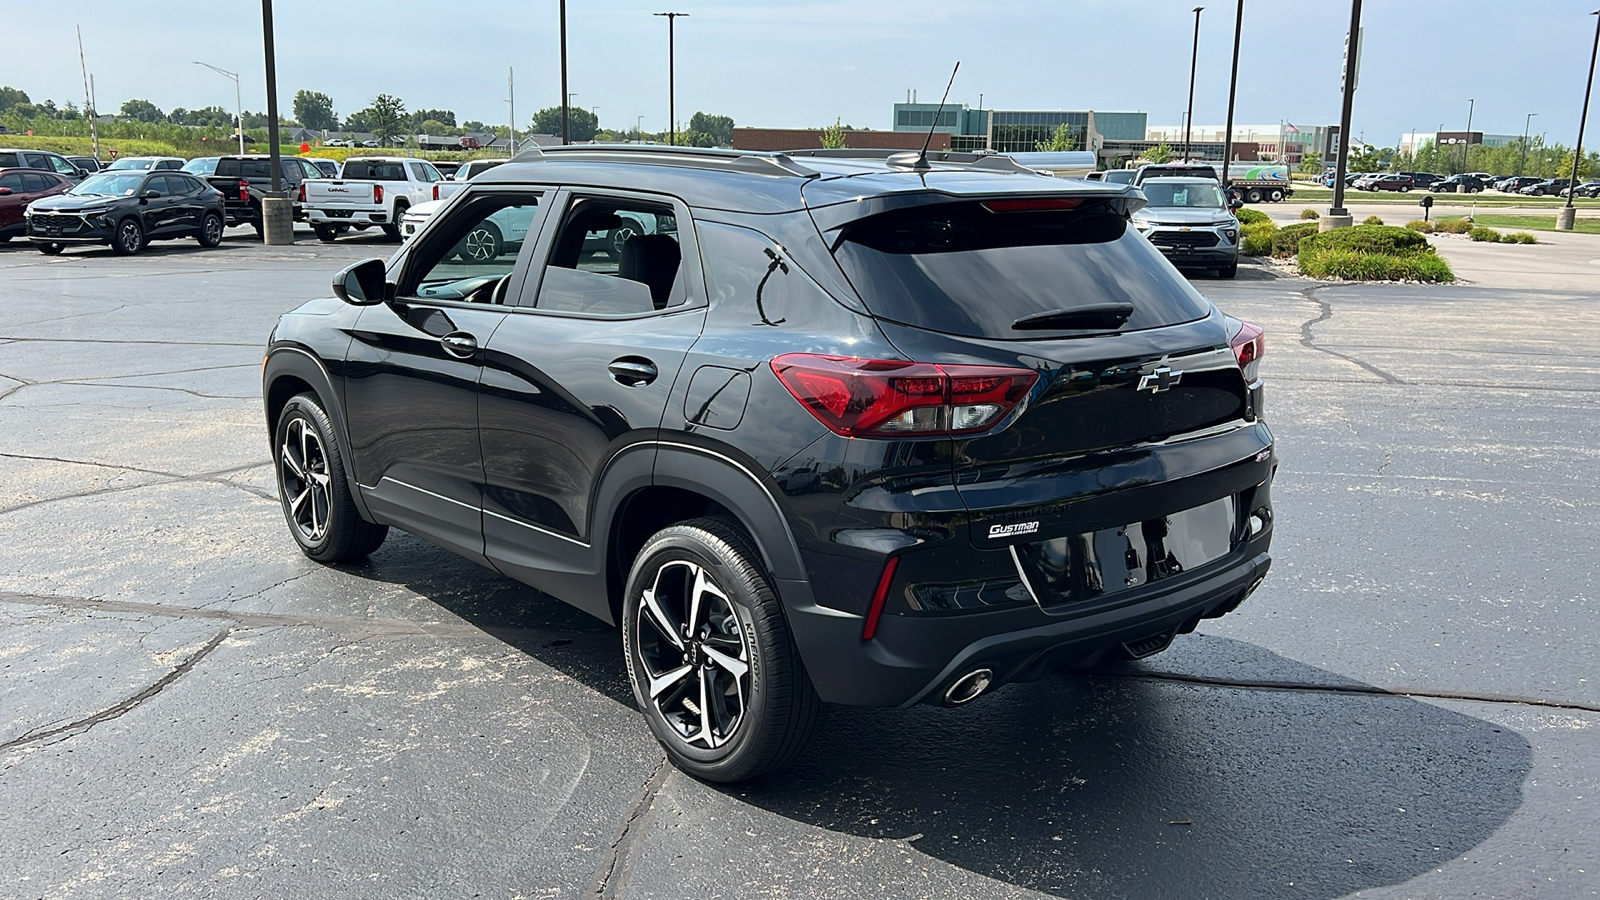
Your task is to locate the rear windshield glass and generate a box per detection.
[832,200,1211,339]
[214,158,273,179]
[0,153,21,167]
[341,160,406,181]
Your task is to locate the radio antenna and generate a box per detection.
[913,61,960,170]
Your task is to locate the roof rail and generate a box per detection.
[508,143,817,178]
[784,148,1041,176]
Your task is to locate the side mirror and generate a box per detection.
[333,258,390,306]
[1229,197,1244,210]
[0,187,11,196]
[141,190,162,199]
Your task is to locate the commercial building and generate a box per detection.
[890,102,1147,154]
[1398,131,1524,155]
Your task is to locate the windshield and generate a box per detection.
[69,173,147,196]
[107,158,156,170]
[832,199,1211,339]
[1140,182,1226,209]
[183,158,220,175]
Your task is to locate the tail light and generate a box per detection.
[771,353,1037,437]
[373,184,384,204]
[862,556,900,641]
[297,182,306,203]
[237,179,249,202]
[432,184,440,201]
[1229,320,1265,383]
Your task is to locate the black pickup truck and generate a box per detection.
[204,155,323,235]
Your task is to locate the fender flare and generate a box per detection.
[648,441,809,585]
[262,344,376,522]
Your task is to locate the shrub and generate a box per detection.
[1240,221,1276,256]
[1505,232,1539,244]
[1234,207,1271,226]
[1297,248,1454,282]
[1363,215,1385,225]
[1299,208,1321,220]
[1300,224,1430,255]
[1435,218,1475,234]
[1271,221,1320,257]
[1405,219,1437,233]
[1469,226,1502,243]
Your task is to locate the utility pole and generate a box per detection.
[1520,112,1537,176]
[1462,98,1475,173]
[1221,0,1244,182]
[508,67,516,155]
[1185,7,1203,161]
[560,0,570,144]
[1559,9,1600,231]
[195,62,244,155]
[261,0,283,192]
[655,12,688,146]
[1327,0,1363,228]
[76,27,100,162]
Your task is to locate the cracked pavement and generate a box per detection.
[0,236,1596,899]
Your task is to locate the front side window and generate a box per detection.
[532,196,686,316]
[50,155,79,175]
[400,193,542,305]
[0,172,23,191]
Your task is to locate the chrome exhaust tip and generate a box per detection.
[943,668,995,705]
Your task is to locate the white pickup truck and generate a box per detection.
[431,158,509,205]
[300,157,447,242]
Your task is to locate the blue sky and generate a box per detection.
[9,0,1600,147]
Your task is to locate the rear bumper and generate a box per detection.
[786,538,1272,708]
[307,208,389,226]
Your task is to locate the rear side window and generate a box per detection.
[342,160,406,181]
[831,199,1211,339]
[0,153,19,167]
[215,158,273,179]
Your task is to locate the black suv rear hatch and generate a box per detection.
[816,187,1270,610]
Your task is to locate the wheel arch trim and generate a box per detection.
[263,344,376,522]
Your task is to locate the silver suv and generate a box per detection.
[1130,176,1239,278]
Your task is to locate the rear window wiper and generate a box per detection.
[1012,302,1135,331]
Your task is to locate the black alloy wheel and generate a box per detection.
[274,393,388,562]
[623,518,821,782]
[457,221,502,262]
[37,242,63,255]
[198,212,224,247]
[112,218,144,256]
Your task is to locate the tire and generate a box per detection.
[251,222,264,240]
[622,517,822,783]
[37,242,63,255]
[455,221,503,261]
[1268,189,1285,202]
[313,224,339,243]
[273,392,388,562]
[1218,262,1238,278]
[382,204,406,242]
[197,212,223,248]
[1244,188,1263,204]
[1400,186,1411,193]
[111,218,143,256]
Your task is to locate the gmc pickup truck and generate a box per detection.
[300,157,445,242]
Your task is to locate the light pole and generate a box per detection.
[1220,0,1244,183]
[559,0,569,144]
[1560,9,1600,230]
[1521,112,1537,176]
[636,115,644,144]
[654,12,688,146]
[1462,98,1475,172]
[1185,7,1203,161]
[1327,0,1363,226]
[194,61,244,155]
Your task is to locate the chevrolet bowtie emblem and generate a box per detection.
[1137,366,1183,393]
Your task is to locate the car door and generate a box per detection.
[164,174,204,233]
[477,189,707,617]
[341,187,548,564]
[139,175,184,237]
[0,171,26,231]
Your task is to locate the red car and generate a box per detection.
[0,168,72,243]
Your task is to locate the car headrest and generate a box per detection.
[619,235,681,309]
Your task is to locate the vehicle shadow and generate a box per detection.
[335,535,1530,898]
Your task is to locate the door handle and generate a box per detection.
[440,332,478,358]
[608,358,658,387]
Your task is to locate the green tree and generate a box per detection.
[119,98,166,123]
[1347,144,1383,173]
[462,120,485,132]
[1144,142,1173,164]
[0,86,29,114]
[359,94,407,145]
[531,106,598,142]
[819,118,848,149]
[688,111,734,146]
[408,108,456,128]
[1035,122,1079,152]
[293,90,339,131]
[1297,151,1323,175]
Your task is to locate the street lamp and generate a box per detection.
[1328,0,1364,224]
[636,115,645,144]
[1521,112,1537,176]
[654,12,689,146]
[1462,98,1475,172]
[193,61,244,155]
[559,0,569,144]
[1220,0,1244,182]
[1559,10,1600,230]
[1184,7,1203,161]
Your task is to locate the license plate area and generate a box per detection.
[1010,496,1236,610]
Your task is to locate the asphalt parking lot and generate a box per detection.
[1,228,1597,899]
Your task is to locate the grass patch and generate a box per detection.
[1439,213,1600,235]
[1239,221,1276,256]
[1271,221,1320,257]
[1469,226,1502,242]
[1288,185,1600,208]
[1299,208,1321,220]
[1235,207,1271,226]
[1363,214,1385,225]
[1435,218,1476,234]
[1505,232,1539,244]
[0,133,501,164]
[1406,219,1437,233]
[1297,224,1453,282]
